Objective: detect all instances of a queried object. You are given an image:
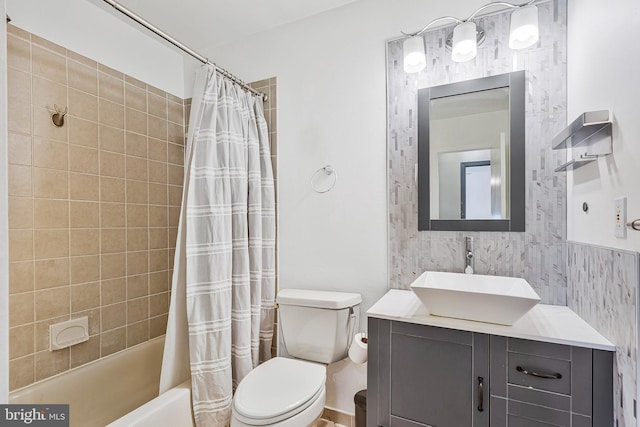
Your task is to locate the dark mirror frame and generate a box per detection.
[417,70,525,232]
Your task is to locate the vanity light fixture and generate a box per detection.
[401,0,539,73]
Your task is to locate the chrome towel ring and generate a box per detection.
[311,165,337,193]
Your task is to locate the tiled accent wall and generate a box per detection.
[6,25,185,390]
[248,77,278,358]
[567,241,638,426]
[387,0,568,304]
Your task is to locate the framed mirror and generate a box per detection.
[417,71,525,232]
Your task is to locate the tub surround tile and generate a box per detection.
[127,228,149,252]
[7,34,31,72]
[126,132,147,158]
[125,83,147,112]
[70,336,101,369]
[101,278,127,306]
[34,287,70,321]
[149,183,168,206]
[8,165,32,197]
[150,315,168,339]
[34,258,69,290]
[98,63,123,80]
[9,292,34,327]
[69,145,99,174]
[9,261,34,294]
[70,229,100,256]
[31,34,66,56]
[127,274,149,299]
[100,177,126,203]
[99,125,125,153]
[70,282,101,313]
[8,133,32,166]
[98,100,123,131]
[9,356,35,391]
[127,321,149,347]
[69,117,99,148]
[9,229,33,262]
[69,201,99,228]
[68,88,99,122]
[102,303,127,332]
[126,107,147,135]
[31,75,64,111]
[101,253,127,280]
[149,271,169,294]
[9,197,34,230]
[148,92,167,119]
[69,255,104,285]
[99,71,125,105]
[34,229,69,259]
[32,138,68,170]
[33,168,68,199]
[68,59,98,95]
[35,349,70,382]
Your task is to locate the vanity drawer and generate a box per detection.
[508,400,570,426]
[507,352,571,395]
[506,338,575,396]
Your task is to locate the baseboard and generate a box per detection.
[321,406,355,427]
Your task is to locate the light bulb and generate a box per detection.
[403,36,426,73]
[451,22,478,62]
[509,5,539,49]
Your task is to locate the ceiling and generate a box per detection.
[99,0,359,53]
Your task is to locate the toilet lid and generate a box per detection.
[233,357,326,422]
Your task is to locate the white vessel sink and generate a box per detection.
[410,271,540,325]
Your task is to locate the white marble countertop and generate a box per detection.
[367,290,616,351]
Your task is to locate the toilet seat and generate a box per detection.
[232,357,326,426]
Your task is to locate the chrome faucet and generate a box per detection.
[465,237,474,274]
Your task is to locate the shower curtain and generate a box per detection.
[160,65,276,427]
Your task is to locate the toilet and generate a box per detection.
[231,289,362,427]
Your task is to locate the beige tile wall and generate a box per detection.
[6,25,185,391]
[248,78,278,358]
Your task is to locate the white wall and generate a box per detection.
[1,0,9,404]
[5,0,188,97]
[567,0,640,251]
[205,0,488,413]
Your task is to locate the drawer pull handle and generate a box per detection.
[477,376,484,412]
[516,365,562,379]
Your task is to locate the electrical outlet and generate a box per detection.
[615,197,627,238]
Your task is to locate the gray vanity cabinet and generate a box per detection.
[368,318,614,427]
[367,318,489,427]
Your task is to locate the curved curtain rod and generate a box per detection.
[102,0,268,102]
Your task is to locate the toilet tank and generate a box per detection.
[276,289,362,364]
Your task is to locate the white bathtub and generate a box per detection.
[9,337,169,427]
[107,379,194,427]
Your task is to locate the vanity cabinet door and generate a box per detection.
[368,318,489,427]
